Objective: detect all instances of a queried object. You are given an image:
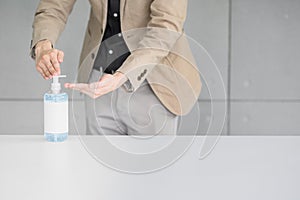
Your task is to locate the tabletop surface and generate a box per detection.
[0,135,299,200]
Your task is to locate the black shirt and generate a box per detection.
[102,0,121,41]
[93,0,131,74]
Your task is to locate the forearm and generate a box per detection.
[31,0,76,57]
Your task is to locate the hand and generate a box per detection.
[64,72,128,98]
[35,40,64,79]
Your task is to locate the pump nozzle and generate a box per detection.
[51,75,66,94]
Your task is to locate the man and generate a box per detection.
[31,0,201,135]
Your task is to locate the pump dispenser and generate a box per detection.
[44,75,68,142]
[51,75,65,94]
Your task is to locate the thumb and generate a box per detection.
[57,50,64,63]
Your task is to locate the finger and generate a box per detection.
[85,91,99,99]
[65,83,102,99]
[92,81,116,96]
[96,79,110,88]
[89,82,113,95]
[74,87,96,98]
[57,50,64,63]
[36,65,46,79]
[43,55,56,76]
[38,62,50,80]
[89,82,101,90]
[64,83,71,88]
[50,51,60,76]
[91,75,119,95]
[65,83,83,90]
[88,83,105,97]
[65,83,89,91]
[93,87,113,97]
[97,79,118,92]
[40,55,53,78]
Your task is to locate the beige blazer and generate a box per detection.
[31,0,202,115]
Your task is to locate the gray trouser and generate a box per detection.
[84,69,179,135]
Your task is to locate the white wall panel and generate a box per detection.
[178,101,227,135]
[231,0,300,99]
[185,0,229,100]
[231,102,300,135]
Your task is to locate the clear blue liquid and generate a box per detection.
[44,132,68,142]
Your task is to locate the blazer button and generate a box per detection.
[143,69,147,73]
[91,53,95,59]
[137,76,141,81]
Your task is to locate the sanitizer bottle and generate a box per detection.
[44,75,68,142]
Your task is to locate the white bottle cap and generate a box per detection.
[51,75,66,94]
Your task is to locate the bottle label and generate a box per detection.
[44,93,68,134]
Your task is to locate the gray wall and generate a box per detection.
[0,0,299,135]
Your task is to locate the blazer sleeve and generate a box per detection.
[30,0,76,59]
[116,0,188,92]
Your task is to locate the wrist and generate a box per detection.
[35,40,53,58]
[115,71,127,80]
[113,71,128,87]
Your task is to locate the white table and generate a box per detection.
[0,136,299,200]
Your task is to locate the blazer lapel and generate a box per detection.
[120,0,127,31]
[101,0,108,32]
